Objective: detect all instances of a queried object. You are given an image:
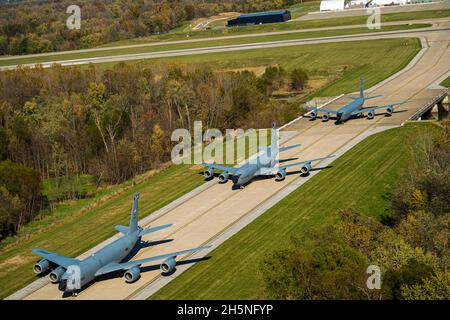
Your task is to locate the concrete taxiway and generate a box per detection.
[6,16,448,299]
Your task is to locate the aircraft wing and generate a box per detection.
[279,155,335,171]
[305,106,339,114]
[201,162,238,174]
[258,156,335,175]
[32,248,80,268]
[355,102,408,115]
[94,245,211,276]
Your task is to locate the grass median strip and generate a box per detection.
[0,23,430,68]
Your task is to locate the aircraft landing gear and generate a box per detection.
[72,291,79,297]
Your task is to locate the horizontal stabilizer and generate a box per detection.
[139,223,173,237]
[115,225,129,235]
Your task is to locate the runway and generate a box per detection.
[0,18,449,70]
[7,18,449,300]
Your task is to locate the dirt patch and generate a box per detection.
[0,254,32,272]
[192,12,240,30]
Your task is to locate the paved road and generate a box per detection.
[0,21,449,71]
[0,16,449,70]
[7,18,449,299]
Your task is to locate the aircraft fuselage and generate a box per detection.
[60,231,140,294]
[336,97,365,123]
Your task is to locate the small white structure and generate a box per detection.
[369,0,406,5]
[320,0,346,11]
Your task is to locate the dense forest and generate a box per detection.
[0,61,307,240]
[0,0,300,55]
[260,129,450,299]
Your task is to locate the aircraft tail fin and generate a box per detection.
[360,76,364,99]
[270,121,279,160]
[128,192,139,234]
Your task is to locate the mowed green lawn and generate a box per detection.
[0,24,428,68]
[0,165,205,299]
[102,8,449,47]
[440,76,450,88]
[152,122,442,300]
[130,38,421,97]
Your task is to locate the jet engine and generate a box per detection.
[300,162,312,175]
[161,257,177,274]
[124,266,141,283]
[33,259,50,275]
[309,111,317,120]
[322,113,330,121]
[275,169,286,181]
[367,109,375,119]
[218,172,229,183]
[203,168,214,179]
[386,106,393,115]
[49,266,65,283]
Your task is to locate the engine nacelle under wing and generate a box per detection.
[33,259,50,275]
[367,109,375,119]
[218,172,229,183]
[49,266,66,283]
[386,106,393,115]
[300,162,312,175]
[275,169,286,181]
[161,257,177,274]
[322,113,330,121]
[124,266,141,283]
[203,168,214,179]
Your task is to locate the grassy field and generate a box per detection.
[125,37,421,98]
[0,23,429,68]
[0,164,206,299]
[152,122,443,300]
[98,8,449,47]
[289,1,321,19]
[440,76,450,88]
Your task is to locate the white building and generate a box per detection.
[320,0,347,11]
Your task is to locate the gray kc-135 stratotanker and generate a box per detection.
[202,122,334,189]
[31,192,210,296]
[305,77,409,124]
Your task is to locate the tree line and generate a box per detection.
[0,61,307,240]
[259,128,450,299]
[0,0,300,56]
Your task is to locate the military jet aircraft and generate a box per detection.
[305,77,409,124]
[202,122,334,189]
[31,192,210,297]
